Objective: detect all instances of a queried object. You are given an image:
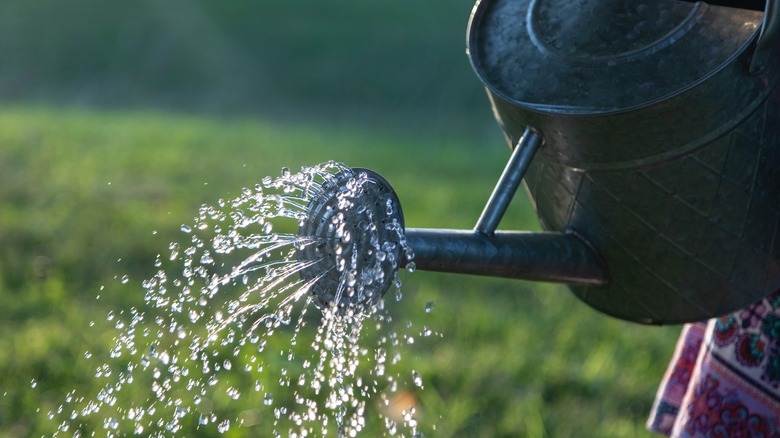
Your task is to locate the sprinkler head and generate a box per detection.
[298,167,405,315]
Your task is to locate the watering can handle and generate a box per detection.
[475,127,542,235]
[750,0,778,74]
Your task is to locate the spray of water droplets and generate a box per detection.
[46,162,426,437]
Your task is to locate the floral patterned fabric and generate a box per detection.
[647,290,780,437]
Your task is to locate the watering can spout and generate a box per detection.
[404,228,608,286]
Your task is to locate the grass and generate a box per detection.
[0,0,682,436]
[0,107,679,437]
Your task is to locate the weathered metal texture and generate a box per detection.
[467,0,780,323]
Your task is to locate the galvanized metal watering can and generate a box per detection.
[301,0,780,324]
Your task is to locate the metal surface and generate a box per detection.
[467,0,780,323]
[405,228,608,286]
[467,0,766,114]
[467,0,777,169]
[298,168,405,314]
[751,0,779,73]
[475,128,542,235]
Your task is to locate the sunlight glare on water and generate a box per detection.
[46,162,426,437]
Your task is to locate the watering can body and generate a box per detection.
[463,0,780,324]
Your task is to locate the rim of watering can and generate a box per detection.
[466,0,777,115]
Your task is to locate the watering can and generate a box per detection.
[301,0,780,324]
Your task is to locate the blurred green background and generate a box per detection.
[0,0,680,436]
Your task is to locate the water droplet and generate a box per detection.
[120,275,129,284]
[226,387,241,400]
[106,417,118,430]
[263,393,274,405]
[412,370,423,388]
[180,225,192,233]
[424,301,436,313]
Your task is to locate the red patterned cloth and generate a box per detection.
[647,290,780,437]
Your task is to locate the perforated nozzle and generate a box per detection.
[297,167,405,315]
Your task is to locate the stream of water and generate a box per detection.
[45,162,428,437]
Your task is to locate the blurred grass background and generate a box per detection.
[0,0,680,436]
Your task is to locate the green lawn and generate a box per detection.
[0,0,681,436]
